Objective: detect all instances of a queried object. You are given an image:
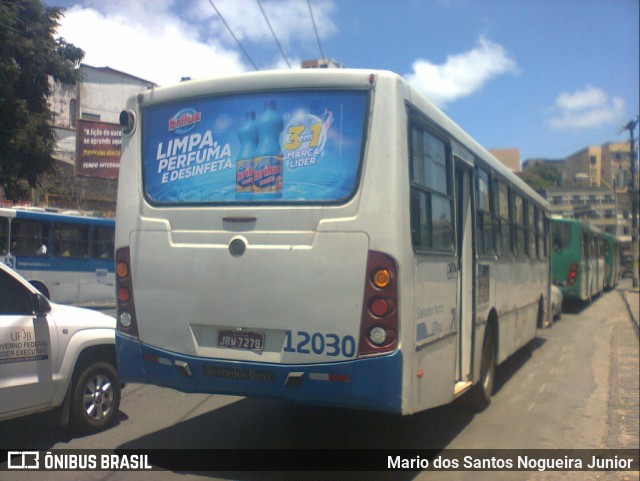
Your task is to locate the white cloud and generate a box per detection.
[405,36,518,108]
[55,3,248,86]
[192,0,337,46]
[548,86,626,130]
[54,0,336,85]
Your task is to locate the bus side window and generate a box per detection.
[527,203,535,258]
[0,217,8,255]
[536,208,546,258]
[408,124,453,252]
[476,168,495,256]
[497,182,512,256]
[55,223,90,258]
[93,227,115,260]
[514,194,526,258]
[11,220,50,257]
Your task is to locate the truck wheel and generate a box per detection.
[71,361,120,433]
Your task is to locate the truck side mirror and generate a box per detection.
[32,292,51,316]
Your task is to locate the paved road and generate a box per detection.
[1,282,638,481]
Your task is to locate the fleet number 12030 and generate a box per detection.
[283,330,356,358]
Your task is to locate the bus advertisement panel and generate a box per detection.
[142,91,368,205]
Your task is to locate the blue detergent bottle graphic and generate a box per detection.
[253,100,283,198]
[235,111,257,199]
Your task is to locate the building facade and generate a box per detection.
[543,186,620,236]
[529,140,636,260]
[489,148,520,172]
[40,64,156,215]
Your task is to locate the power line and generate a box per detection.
[256,0,291,69]
[307,0,326,60]
[208,0,260,71]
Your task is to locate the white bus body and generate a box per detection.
[115,70,549,415]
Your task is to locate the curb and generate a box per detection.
[621,288,639,336]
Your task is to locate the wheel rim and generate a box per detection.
[83,373,114,421]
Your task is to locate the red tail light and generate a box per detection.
[117,287,131,303]
[116,247,139,338]
[568,263,578,286]
[358,251,398,356]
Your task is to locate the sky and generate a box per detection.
[44,0,639,163]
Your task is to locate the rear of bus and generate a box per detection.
[551,219,583,300]
[115,70,407,413]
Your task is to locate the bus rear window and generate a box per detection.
[142,90,368,205]
[552,222,571,252]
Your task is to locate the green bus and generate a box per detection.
[551,218,605,302]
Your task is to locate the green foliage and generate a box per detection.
[521,162,562,191]
[0,0,84,199]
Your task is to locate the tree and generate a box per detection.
[0,0,84,200]
[520,162,562,191]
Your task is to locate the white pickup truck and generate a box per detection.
[0,262,120,433]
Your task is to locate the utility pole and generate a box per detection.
[622,117,639,288]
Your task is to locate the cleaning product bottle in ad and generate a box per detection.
[253,100,283,198]
[235,111,257,199]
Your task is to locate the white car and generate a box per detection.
[550,285,563,322]
[0,263,120,433]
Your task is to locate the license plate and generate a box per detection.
[218,330,264,352]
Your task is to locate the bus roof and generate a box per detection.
[0,207,114,227]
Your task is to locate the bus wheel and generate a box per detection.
[467,328,496,411]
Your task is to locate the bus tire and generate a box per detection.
[467,327,496,411]
[71,361,120,433]
[538,297,550,328]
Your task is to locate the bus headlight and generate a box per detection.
[369,327,387,346]
[119,311,133,329]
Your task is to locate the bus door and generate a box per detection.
[453,153,475,392]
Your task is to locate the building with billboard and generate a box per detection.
[41,64,156,215]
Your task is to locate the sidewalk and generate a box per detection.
[610,284,639,455]
[622,285,639,331]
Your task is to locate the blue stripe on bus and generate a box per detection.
[15,256,114,273]
[116,333,403,414]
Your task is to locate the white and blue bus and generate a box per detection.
[0,207,115,305]
[115,69,550,414]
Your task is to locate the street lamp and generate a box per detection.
[621,117,639,289]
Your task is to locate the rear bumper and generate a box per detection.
[116,332,402,413]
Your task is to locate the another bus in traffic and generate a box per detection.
[115,69,550,415]
[0,207,115,305]
[551,217,605,303]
